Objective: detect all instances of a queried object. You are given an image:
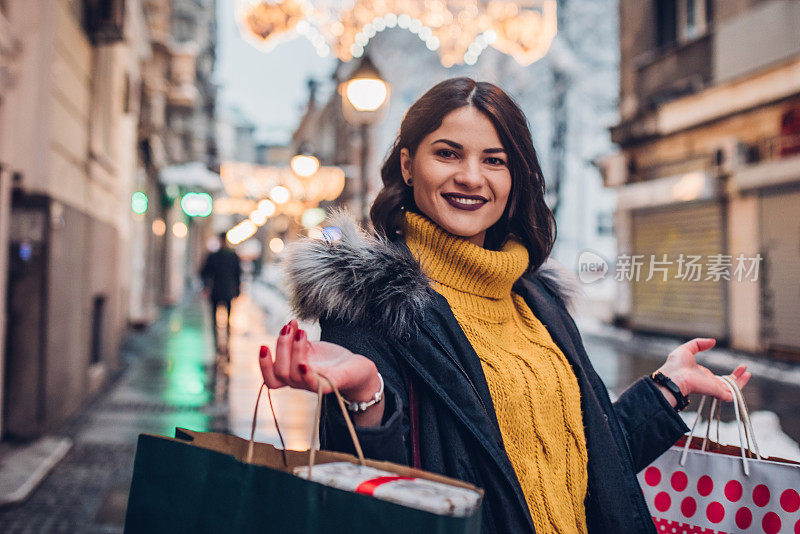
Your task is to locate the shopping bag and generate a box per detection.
[638,375,800,533]
[124,371,484,534]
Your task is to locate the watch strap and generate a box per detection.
[651,371,690,411]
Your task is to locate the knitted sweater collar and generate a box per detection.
[402,210,529,300]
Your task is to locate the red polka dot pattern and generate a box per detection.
[680,496,697,518]
[644,466,661,487]
[735,506,752,529]
[671,470,688,492]
[724,480,742,502]
[697,475,713,497]
[795,518,800,534]
[705,501,725,523]
[654,491,671,513]
[781,488,800,513]
[762,511,781,534]
[753,484,771,507]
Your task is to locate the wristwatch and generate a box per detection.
[343,373,384,413]
[651,371,690,412]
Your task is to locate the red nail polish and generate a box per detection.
[295,329,305,341]
[280,324,290,335]
[298,363,308,375]
[259,345,268,358]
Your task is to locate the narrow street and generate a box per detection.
[0,283,318,533]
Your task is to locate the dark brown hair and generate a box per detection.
[369,77,556,274]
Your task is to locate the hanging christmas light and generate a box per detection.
[236,0,557,67]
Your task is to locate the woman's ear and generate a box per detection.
[400,148,412,182]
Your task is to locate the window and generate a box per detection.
[656,0,677,48]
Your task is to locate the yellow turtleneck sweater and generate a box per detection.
[403,210,589,534]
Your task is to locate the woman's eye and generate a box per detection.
[486,157,506,166]
[436,149,457,158]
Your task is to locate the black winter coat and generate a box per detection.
[200,248,242,302]
[282,208,690,534]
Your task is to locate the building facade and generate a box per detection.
[600,0,800,358]
[0,0,219,441]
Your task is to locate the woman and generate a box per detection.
[258,78,751,533]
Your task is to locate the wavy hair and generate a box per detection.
[369,77,556,274]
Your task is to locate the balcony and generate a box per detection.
[635,34,713,112]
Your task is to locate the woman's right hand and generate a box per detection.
[258,319,385,426]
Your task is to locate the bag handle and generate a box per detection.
[308,371,367,476]
[244,372,367,474]
[680,374,761,476]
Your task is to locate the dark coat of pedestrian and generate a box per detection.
[200,234,242,304]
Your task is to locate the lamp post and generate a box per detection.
[340,54,390,227]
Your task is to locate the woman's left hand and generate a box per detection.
[655,338,752,405]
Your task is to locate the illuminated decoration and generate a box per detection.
[236,0,557,67]
[180,192,213,217]
[250,210,268,226]
[131,191,148,214]
[346,78,388,111]
[270,185,291,205]
[290,154,320,177]
[152,219,166,236]
[301,207,327,229]
[258,199,277,216]
[227,220,258,245]
[220,162,346,205]
[269,237,285,253]
[172,222,189,238]
[213,197,258,215]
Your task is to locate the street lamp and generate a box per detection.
[340,54,390,226]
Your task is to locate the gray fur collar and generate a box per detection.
[280,207,581,339]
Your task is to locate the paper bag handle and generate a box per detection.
[680,374,761,476]
[245,371,367,472]
[246,382,288,466]
[306,371,367,478]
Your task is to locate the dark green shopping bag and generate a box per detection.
[124,376,484,534]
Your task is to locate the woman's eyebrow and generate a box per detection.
[431,138,505,153]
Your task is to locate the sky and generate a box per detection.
[214,0,338,144]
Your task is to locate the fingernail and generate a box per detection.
[259,345,268,359]
[280,323,290,335]
[299,363,308,375]
[295,329,305,342]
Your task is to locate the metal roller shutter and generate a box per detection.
[760,189,800,352]
[630,202,727,338]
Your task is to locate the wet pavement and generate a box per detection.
[583,329,800,449]
[0,281,797,532]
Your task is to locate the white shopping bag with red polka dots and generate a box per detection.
[638,376,800,534]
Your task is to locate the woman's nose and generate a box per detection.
[453,159,484,187]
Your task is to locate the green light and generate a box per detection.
[131,191,148,214]
[180,192,213,217]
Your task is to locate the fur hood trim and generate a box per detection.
[280,207,581,339]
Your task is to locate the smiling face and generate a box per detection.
[400,106,512,248]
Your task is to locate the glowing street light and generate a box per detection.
[152,219,166,236]
[257,199,276,216]
[180,192,213,217]
[250,210,268,226]
[131,191,148,214]
[290,154,320,177]
[172,222,189,238]
[341,54,390,226]
[270,185,291,205]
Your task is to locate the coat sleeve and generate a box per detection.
[612,375,691,473]
[317,316,411,465]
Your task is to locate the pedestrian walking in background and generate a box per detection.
[201,232,241,355]
[257,78,752,533]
